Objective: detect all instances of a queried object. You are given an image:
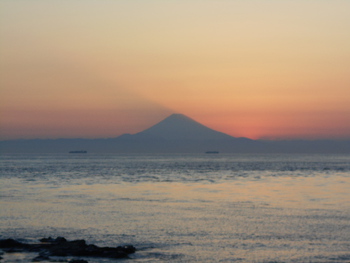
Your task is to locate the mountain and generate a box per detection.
[111,113,258,153]
[134,113,235,141]
[110,113,255,153]
[0,113,349,153]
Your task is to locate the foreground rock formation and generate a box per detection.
[0,237,136,262]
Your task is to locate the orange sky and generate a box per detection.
[1,1,350,140]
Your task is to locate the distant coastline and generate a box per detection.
[0,114,349,154]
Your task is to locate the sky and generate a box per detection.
[1,0,350,140]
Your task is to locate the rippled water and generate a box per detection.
[1,153,350,262]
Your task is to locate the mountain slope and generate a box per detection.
[134,113,235,141]
[112,113,257,153]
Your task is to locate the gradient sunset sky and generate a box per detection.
[1,0,350,140]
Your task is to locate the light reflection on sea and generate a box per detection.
[0,153,350,262]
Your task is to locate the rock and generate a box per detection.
[39,237,54,243]
[39,236,67,244]
[0,237,136,260]
[0,238,28,248]
[69,260,88,263]
[117,244,136,254]
[54,237,68,244]
[32,254,50,262]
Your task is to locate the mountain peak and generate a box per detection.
[136,113,234,140]
[159,113,198,124]
[167,113,192,119]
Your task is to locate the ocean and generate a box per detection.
[0,153,349,262]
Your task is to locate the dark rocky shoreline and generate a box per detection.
[0,237,136,262]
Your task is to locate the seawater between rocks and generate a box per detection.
[0,153,350,262]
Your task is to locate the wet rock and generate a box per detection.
[40,236,67,244]
[0,237,136,260]
[117,244,136,254]
[48,239,87,257]
[0,238,28,248]
[69,260,89,263]
[32,254,50,262]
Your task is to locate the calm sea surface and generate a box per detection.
[1,153,350,262]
